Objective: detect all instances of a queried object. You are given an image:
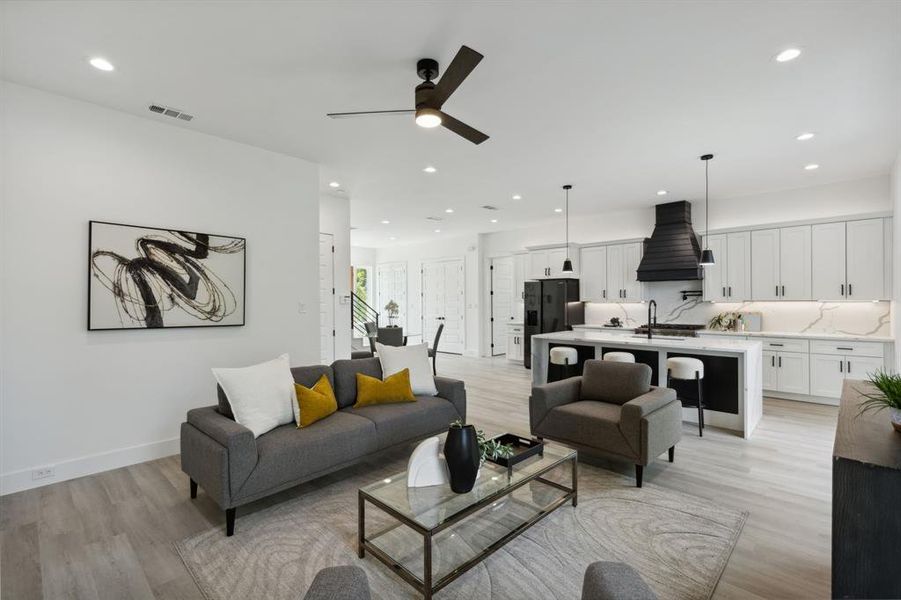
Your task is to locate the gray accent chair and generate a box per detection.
[529,359,681,487]
[582,562,658,600]
[303,566,371,600]
[181,357,466,536]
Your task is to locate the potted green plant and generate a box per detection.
[384,300,399,327]
[856,369,901,432]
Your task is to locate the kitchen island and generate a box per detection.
[531,330,764,438]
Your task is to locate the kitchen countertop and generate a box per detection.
[572,323,893,344]
[532,330,762,353]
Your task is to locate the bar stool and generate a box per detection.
[666,357,705,437]
[549,347,580,380]
[603,352,635,363]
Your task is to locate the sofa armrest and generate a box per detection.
[183,406,258,505]
[187,406,256,452]
[434,377,466,421]
[529,377,582,435]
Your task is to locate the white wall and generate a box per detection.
[893,153,901,372]
[375,235,481,356]
[0,83,320,493]
[320,195,351,360]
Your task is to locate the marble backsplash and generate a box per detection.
[583,281,892,337]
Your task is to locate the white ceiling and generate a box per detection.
[2,1,900,248]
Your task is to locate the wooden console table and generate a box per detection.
[832,380,901,599]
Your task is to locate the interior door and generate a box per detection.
[606,244,625,301]
[726,231,751,301]
[811,222,847,301]
[318,234,335,364]
[377,262,407,329]
[702,234,727,302]
[846,219,885,300]
[580,246,607,301]
[751,229,780,300]
[491,257,514,356]
[422,259,465,355]
[779,226,812,300]
[621,243,643,302]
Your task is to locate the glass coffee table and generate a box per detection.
[358,443,577,599]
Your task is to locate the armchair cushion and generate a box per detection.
[580,360,651,405]
[303,566,371,600]
[536,401,635,460]
[529,376,582,433]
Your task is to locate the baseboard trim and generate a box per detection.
[764,391,840,406]
[1,437,180,495]
[463,349,480,358]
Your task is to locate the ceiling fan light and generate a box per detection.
[699,249,715,266]
[415,108,442,128]
[561,258,574,273]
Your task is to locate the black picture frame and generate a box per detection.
[87,220,246,331]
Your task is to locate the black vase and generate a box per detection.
[444,425,480,493]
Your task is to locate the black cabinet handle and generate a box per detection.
[775,285,779,297]
[839,360,843,373]
[840,284,844,296]
[847,360,851,373]
[848,283,853,296]
[836,347,853,351]
[771,356,775,367]
[602,289,606,299]
[728,286,732,297]
[778,356,782,368]
[781,285,785,296]
[722,287,726,297]
[769,343,784,347]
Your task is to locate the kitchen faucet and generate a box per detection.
[647,300,657,340]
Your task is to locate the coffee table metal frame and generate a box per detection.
[357,449,578,599]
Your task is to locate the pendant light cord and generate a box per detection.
[705,158,709,248]
[565,187,569,248]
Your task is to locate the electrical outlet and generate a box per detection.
[32,466,55,480]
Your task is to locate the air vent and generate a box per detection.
[426,216,443,222]
[148,104,194,122]
[481,205,499,211]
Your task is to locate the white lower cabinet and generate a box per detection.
[507,324,524,363]
[762,350,809,395]
[810,353,885,398]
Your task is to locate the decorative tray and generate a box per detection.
[486,434,545,473]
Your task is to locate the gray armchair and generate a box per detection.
[303,566,371,600]
[529,359,681,487]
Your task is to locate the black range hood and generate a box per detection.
[636,200,703,282]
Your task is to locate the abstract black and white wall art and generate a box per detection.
[88,221,246,330]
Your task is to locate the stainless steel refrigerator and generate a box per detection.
[523,279,584,368]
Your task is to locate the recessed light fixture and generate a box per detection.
[657,190,667,196]
[423,166,437,173]
[512,194,522,200]
[445,208,454,214]
[796,132,815,141]
[380,220,390,225]
[804,163,820,170]
[389,236,397,241]
[328,181,340,188]
[434,229,441,233]
[775,48,801,63]
[490,219,498,223]
[89,57,115,71]
[554,208,563,213]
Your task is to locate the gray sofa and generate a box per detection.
[529,360,681,487]
[180,357,466,535]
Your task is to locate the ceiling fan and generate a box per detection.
[327,45,489,145]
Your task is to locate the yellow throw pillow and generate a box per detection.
[294,375,338,428]
[354,369,416,408]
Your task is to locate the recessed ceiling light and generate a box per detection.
[445,208,454,214]
[434,229,441,233]
[796,132,815,141]
[89,57,115,71]
[328,181,340,188]
[380,220,390,225]
[657,190,667,196]
[554,208,563,213]
[490,219,498,223]
[775,48,801,63]
[423,166,437,173]
[512,194,522,200]
[804,163,819,170]
[389,236,397,241]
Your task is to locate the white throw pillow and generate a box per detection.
[375,343,438,396]
[212,354,296,438]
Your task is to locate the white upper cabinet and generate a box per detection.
[702,234,727,302]
[529,249,550,279]
[513,253,527,302]
[528,245,579,279]
[579,246,608,301]
[846,218,885,300]
[811,222,847,301]
[751,226,811,300]
[621,243,644,302]
[606,244,625,300]
[704,232,750,302]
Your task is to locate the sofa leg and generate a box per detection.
[635,465,643,488]
[190,478,197,499]
[226,508,236,537]
[668,446,675,463]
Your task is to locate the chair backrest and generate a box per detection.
[364,321,378,338]
[432,323,444,351]
[580,359,652,405]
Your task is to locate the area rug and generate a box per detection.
[176,457,746,600]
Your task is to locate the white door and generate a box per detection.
[811,222,847,301]
[377,262,407,329]
[490,257,514,356]
[529,250,549,279]
[751,229,780,300]
[846,219,885,300]
[762,350,779,390]
[422,259,465,355]
[846,356,884,380]
[779,226,812,300]
[580,246,607,301]
[726,231,752,301]
[318,234,335,364]
[810,353,846,398]
[777,352,810,395]
[606,244,625,301]
[702,234,727,302]
[622,243,643,302]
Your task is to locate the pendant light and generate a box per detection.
[561,184,574,273]
[699,154,715,266]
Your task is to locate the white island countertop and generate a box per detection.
[572,323,893,344]
[531,330,763,438]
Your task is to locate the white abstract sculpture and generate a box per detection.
[406,436,449,487]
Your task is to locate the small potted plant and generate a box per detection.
[384,300,399,327]
[445,420,514,493]
[856,369,901,432]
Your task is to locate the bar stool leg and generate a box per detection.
[696,372,704,437]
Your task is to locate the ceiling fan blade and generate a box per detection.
[327,109,414,119]
[439,111,489,145]
[428,45,483,108]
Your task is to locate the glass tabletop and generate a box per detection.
[361,443,576,531]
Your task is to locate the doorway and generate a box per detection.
[319,233,335,364]
[490,256,515,356]
[421,258,465,354]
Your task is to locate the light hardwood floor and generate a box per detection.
[1,354,836,599]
